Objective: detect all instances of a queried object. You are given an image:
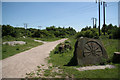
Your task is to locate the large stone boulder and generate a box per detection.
[3,41,26,46]
[68,37,108,66]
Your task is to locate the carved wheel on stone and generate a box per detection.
[83,41,103,57]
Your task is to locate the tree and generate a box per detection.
[101,24,107,35]
[2,25,17,37]
[112,27,120,39]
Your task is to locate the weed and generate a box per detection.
[37,66,40,68]
[41,64,44,66]
[44,69,51,77]
[37,69,41,72]
[48,66,52,69]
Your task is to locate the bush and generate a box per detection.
[75,31,84,39]
[2,25,15,37]
[75,28,99,39]
[3,35,15,41]
[81,26,91,31]
[109,34,113,39]
[112,27,120,39]
[54,40,72,54]
[101,24,120,39]
[2,25,23,38]
[2,25,76,39]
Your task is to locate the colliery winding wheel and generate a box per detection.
[73,37,108,66]
[83,41,103,57]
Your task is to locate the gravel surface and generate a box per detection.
[1,38,67,78]
[75,65,115,71]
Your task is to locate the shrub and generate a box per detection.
[54,41,72,54]
[3,35,15,41]
[112,27,120,39]
[75,31,84,39]
[109,34,113,39]
[75,28,99,39]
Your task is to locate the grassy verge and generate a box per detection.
[48,36,76,66]
[60,64,119,78]
[2,37,43,59]
[48,36,120,78]
[100,37,120,60]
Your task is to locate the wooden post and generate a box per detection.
[113,52,120,63]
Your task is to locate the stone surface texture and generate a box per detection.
[3,41,26,46]
[74,37,108,66]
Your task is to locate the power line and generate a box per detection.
[106,2,117,7]
[53,5,97,22]
[62,3,97,16]
[77,5,97,12]
[107,4,117,7]
[106,17,117,20]
[77,3,96,10]
[76,7,97,15]
[66,6,97,17]
[70,3,97,13]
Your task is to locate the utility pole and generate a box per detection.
[98,0,101,36]
[91,17,95,28]
[118,1,120,52]
[95,18,97,28]
[24,23,27,37]
[38,26,42,30]
[91,17,97,28]
[96,0,102,36]
[103,1,107,35]
[24,23,27,29]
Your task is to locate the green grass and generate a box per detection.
[60,65,119,78]
[2,37,43,59]
[100,37,120,60]
[44,69,51,77]
[48,36,120,78]
[48,36,76,66]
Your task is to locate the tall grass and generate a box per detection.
[100,36,120,60]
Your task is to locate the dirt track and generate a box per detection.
[2,38,67,78]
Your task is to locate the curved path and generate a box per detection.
[2,38,67,78]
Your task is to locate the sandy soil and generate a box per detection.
[1,38,67,78]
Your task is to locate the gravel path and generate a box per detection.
[34,39,47,44]
[1,38,67,78]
